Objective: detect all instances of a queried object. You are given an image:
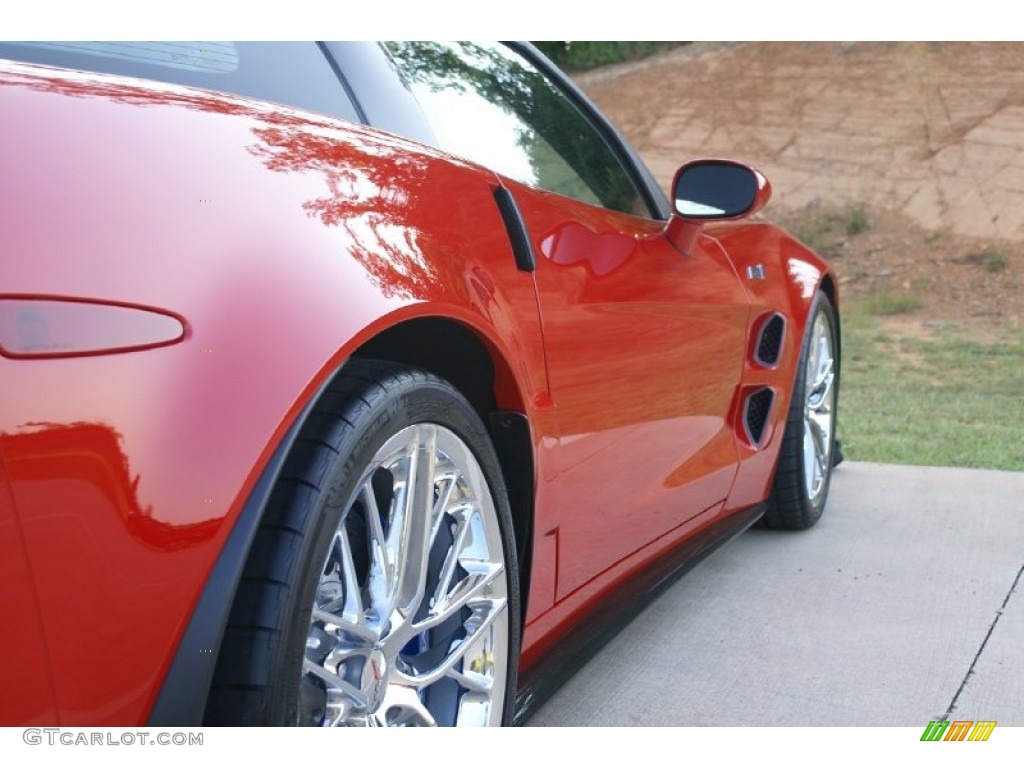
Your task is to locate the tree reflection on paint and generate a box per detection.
[1,63,470,301]
[1,422,221,551]
[247,122,453,299]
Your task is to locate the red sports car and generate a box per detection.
[0,41,840,727]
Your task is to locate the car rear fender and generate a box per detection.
[0,61,550,724]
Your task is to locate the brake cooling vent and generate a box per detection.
[743,387,775,447]
[755,313,785,367]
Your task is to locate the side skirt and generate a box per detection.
[513,503,765,725]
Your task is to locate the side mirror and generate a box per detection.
[672,159,771,221]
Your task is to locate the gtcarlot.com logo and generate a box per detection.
[23,729,203,747]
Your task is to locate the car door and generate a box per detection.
[383,42,752,600]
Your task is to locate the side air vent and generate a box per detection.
[493,186,536,272]
[754,313,785,367]
[743,387,775,447]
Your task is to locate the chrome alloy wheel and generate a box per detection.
[298,423,509,727]
[802,310,837,505]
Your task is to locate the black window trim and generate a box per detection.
[315,41,368,125]
[321,41,439,148]
[503,41,671,221]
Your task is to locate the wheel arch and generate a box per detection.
[147,312,537,726]
[349,316,536,615]
[818,271,838,306]
[816,271,841,379]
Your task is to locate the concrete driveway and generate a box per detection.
[528,461,1024,726]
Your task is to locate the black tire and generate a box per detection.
[204,360,520,726]
[762,291,840,530]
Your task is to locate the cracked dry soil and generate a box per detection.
[575,42,1024,332]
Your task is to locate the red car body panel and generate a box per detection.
[710,221,837,512]
[0,454,60,724]
[0,59,837,725]
[507,181,751,602]
[515,216,836,673]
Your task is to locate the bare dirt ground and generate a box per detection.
[575,42,1024,332]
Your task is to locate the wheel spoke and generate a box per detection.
[815,334,830,373]
[807,411,829,448]
[805,415,825,488]
[311,607,377,644]
[302,658,368,710]
[396,596,507,689]
[806,324,822,382]
[389,425,442,622]
[809,395,832,420]
[430,504,475,607]
[360,483,392,618]
[433,472,458,520]
[803,427,819,488]
[447,666,493,694]
[811,358,835,401]
[374,684,437,727]
[415,562,504,633]
[337,529,363,622]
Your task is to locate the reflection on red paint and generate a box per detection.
[0,455,59,725]
[539,220,634,276]
[2,422,221,550]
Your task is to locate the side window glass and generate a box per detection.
[0,42,360,123]
[384,41,644,216]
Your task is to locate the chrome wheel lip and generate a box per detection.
[802,310,836,506]
[299,423,509,727]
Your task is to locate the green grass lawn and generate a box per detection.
[839,308,1024,471]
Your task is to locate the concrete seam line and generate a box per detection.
[942,562,1024,721]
